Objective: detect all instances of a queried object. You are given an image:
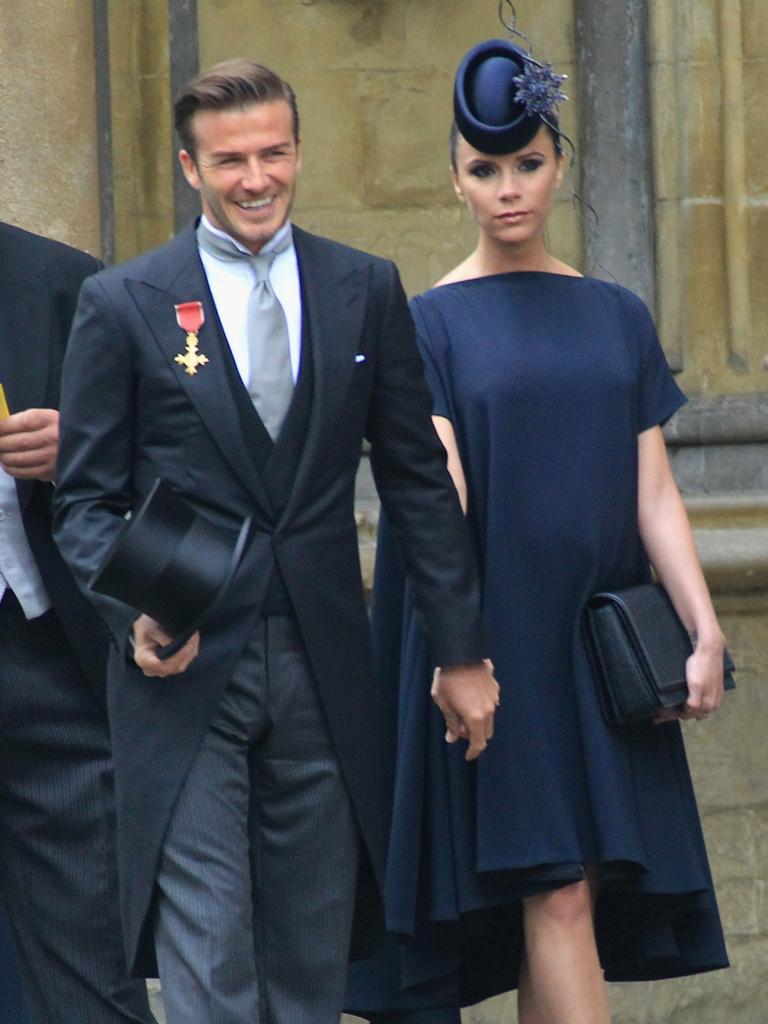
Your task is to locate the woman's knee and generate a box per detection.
[524,880,594,931]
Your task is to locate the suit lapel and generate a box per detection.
[278,228,367,527]
[125,227,273,517]
[124,225,367,527]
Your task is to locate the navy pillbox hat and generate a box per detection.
[454,38,543,155]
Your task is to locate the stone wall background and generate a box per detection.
[0,0,101,255]
[649,0,767,397]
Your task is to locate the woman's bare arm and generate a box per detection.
[433,415,468,514]
[637,426,726,721]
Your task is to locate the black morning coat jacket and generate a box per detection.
[53,221,486,974]
[0,220,107,695]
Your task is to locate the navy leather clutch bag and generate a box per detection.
[584,582,735,726]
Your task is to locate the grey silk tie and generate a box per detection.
[196,221,294,440]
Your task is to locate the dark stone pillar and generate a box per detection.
[169,0,200,232]
[93,0,115,264]
[575,0,655,310]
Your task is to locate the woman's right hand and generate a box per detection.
[431,659,499,759]
[654,639,725,724]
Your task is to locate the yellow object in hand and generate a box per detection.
[0,383,10,420]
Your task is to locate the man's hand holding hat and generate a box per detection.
[133,615,200,677]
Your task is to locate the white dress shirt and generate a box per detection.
[0,466,50,618]
[198,215,302,385]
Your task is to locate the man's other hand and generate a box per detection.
[0,408,59,480]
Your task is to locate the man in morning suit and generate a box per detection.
[0,221,155,1023]
[52,60,499,1024]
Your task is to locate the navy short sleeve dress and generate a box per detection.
[346,273,728,1014]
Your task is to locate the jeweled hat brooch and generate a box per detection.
[454,38,567,155]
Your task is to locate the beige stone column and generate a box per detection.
[650,0,767,397]
[0,0,101,255]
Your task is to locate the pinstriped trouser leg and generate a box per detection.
[0,894,29,1022]
[0,592,155,1024]
[154,615,359,1024]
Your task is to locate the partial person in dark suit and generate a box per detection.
[0,220,155,1024]
[52,60,499,1024]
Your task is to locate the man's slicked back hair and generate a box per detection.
[174,58,300,157]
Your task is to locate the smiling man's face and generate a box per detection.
[179,99,301,254]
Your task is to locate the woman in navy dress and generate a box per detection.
[347,35,728,1024]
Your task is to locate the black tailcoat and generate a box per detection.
[0,221,106,691]
[53,223,485,974]
[0,224,153,1024]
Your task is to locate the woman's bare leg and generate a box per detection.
[520,878,610,1024]
[517,954,541,1023]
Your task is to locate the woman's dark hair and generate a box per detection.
[174,58,299,158]
[449,115,563,170]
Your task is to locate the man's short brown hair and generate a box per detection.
[174,59,300,157]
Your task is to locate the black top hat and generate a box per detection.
[453,38,566,155]
[90,479,251,660]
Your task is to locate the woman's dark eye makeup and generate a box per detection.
[519,157,544,172]
[467,156,545,178]
[468,162,496,178]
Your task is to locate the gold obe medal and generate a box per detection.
[174,301,208,375]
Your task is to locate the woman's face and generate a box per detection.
[452,124,565,247]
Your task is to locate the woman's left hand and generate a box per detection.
[654,641,725,724]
